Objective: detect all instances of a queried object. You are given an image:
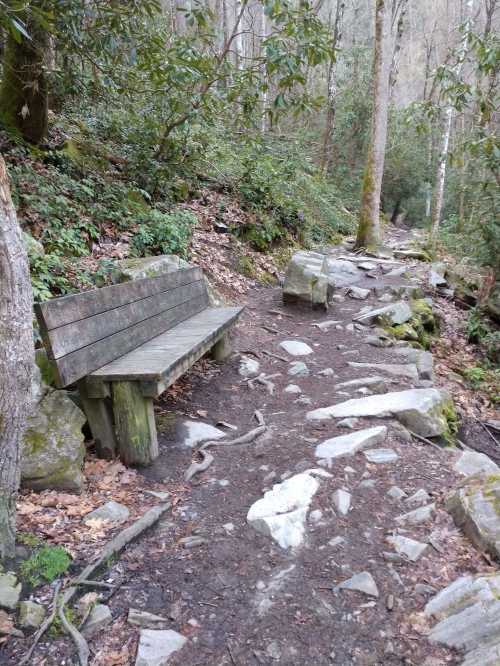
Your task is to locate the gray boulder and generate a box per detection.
[447,475,500,560]
[323,257,362,288]
[353,301,413,326]
[0,573,21,610]
[19,600,46,629]
[135,629,187,665]
[283,251,330,309]
[22,368,86,492]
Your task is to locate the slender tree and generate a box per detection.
[430,0,476,240]
[355,0,393,250]
[0,155,34,559]
[0,2,50,144]
[319,0,345,174]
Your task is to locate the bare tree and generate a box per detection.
[355,0,394,250]
[0,155,34,560]
[319,0,346,173]
[430,0,476,239]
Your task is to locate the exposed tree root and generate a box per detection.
[20,503,171,666]
[185,425,268,482]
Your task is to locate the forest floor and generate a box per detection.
[6,228,500,666]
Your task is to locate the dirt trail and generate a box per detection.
[66,232,493,665]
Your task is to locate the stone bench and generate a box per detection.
[35,267,243,466]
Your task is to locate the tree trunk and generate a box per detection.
[0,5,49,144]
[319,1,345,174]
[430,0,475,239]
[0,155,34,559]
[355,0,393,250]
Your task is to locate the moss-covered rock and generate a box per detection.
[21,387,86,493]
[111,255,191,283]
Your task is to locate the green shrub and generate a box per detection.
[20,545,72,587]
[131,209,196,258]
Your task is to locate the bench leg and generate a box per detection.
[212,333,231,361]
[78,380,117,459]
[112,381,159,466]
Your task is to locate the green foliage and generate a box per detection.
[131,209,196,258]
[466,308,500,364]
[463,365,487,387]
[20,545,71,587]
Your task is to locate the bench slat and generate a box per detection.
[90,307,243,383]
[35,267,203,330]
[45,279,207,360]
[52,291,210,387]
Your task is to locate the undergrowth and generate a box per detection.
[20,545,72,587]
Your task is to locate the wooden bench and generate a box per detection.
[35,267,243,466]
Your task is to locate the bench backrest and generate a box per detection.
[35,267,209,388]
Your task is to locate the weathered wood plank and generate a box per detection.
[78,379,117,459]
[46,280,206,359]
[90,306,243,383]
[53,291,210,387]
[35,267,202,331]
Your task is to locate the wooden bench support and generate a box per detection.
[112,381,159,466]
[211,333,231,361]
[78,380,117,459]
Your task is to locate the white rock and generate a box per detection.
[332,489,351,516]
[317,368,335,377]
[239,356,260,377]
[84,501,130,525]
[348,286,370,300]
[396,503,435,525]
[284,384,302,394]
[387,486,407,500]
[180,421,226,448]
[306,388,453,438]
[135,629,187,666]
[329,536,346,548]
[314,320,341,331]
[363,448,399,464]
[337,572,379,598]
[387,535,428,561]
[315,426,387,460]
[309,509,323,523]
[280,340,314,356]
[405,489,430,507]
[453,451,499,477]
[247,473,320,549]
[288,362,309,377]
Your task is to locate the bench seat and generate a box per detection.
[35,266,243,467]
[90,306,243,391]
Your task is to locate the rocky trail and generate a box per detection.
[11,229,500,666]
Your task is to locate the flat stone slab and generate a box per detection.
[332,489,351,516]
[179,421,226,448]
[353,301,413,326]
[136,629,187,666]
[284,384,302,394]
[247,473,321,549]
[84,501,130,525]
[425,574,500,662]
[335,376,388,391]
[306,389,453,438]
[447,475,500,560]
[347,362,418,381]
[405,489,430,506]
[337,572,379,598]
[453,451,499,477]
[363,448,399,464]
[288,361,309,376]
[315,426,387,460]
[280,340,313,356]
[396,503,435,525]
[387,535,428,561]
